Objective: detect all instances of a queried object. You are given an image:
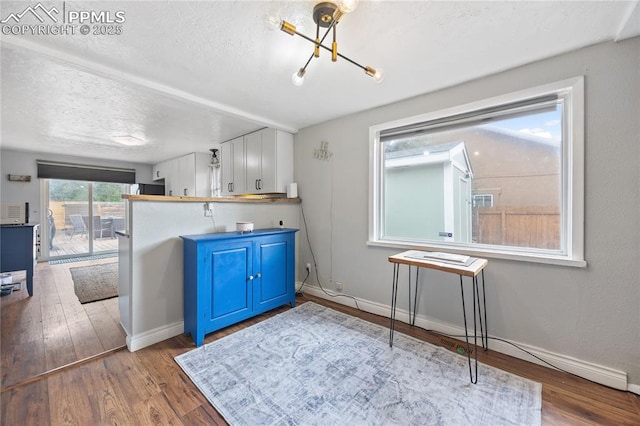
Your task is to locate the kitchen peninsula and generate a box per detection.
[117,194,301,351]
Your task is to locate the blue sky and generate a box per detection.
[484,105,563,142]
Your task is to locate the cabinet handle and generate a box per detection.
[256,273,261,278]
[255,179,259,190]
[183,188,187,196]
[156,170,160,177]
[258,179,262,190]
[169,190,173,196]
[248,275,254,280]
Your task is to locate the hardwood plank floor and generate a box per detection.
[2,293,639,425]
[1,260,125,389]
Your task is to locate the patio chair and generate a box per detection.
[68,214,87,239]
[82,215,111,239]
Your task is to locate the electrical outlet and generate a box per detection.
[305,263,311,273]
[335,281,344,292]
[203,203,213,217]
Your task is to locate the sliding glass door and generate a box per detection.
[46,179,127,260]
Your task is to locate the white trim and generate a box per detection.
[126,321,184,352]
[300,283,625,389]
[366,240,587,268]
[628,383,640,396]
[369,76,585,267]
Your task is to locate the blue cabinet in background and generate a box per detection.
[181,228,298,347]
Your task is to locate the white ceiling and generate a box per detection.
[1,0,639,164]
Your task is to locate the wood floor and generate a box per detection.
[1,260,126,390]
[2,289,639,424]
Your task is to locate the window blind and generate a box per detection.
[37,160,136,184]
[379,94,559,142]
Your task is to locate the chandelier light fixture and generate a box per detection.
[267,0,384,86]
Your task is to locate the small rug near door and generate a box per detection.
[175,302,542,426]
[70,262,118,304]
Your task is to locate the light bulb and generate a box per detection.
[365,66,385,83]
[292,69,305,86]
[372,68,385,83]
[263,13,282,31]
[338,0,359,14]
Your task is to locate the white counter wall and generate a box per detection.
[121,199,300,351]
[294,38,640,392]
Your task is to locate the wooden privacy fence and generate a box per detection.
[473,206,560,249]
[48,201,125,231]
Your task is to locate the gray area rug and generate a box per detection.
[175,302,541,425]
[69,262,118,304]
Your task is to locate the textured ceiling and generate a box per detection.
[1,0,639,164]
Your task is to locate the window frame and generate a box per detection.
[368,76,585,267]
[473,194,494,208]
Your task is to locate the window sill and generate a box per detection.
[367,240,587,268]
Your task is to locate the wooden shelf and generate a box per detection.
[123,194,301,203]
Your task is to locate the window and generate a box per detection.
[369,77,585,266]
[473,194,494,208]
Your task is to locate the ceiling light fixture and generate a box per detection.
[269,0,384,86]
[112,135,146,146]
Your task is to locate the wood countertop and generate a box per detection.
[123,194,301,203]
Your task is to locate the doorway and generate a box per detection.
[44,179,127,260]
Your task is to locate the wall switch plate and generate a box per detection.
[335,281,344,291]
[204,203,213,217]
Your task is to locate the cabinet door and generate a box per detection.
[245,131,262,193]
[253,234,295,313]
[166,158,180,196]
[221,141,233,195]
[152,161,167,181]
[231,137,246,194]
[207,242,253,330]
[179,154,196,197]
[259,128,277,193]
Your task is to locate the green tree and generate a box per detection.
[49,180,88,201]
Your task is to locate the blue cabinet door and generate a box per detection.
[253,233,296,313]
[205,242,253,334]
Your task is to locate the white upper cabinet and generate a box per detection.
[154,153,210,197]
[221,137,245,195]
[223,128,293,195]
[152,160,169,181]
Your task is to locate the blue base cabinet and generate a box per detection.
[1,224,39,296]
[181,228,298,346]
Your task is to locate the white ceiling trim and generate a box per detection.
[0,37,299,134]
[615,0,640,40]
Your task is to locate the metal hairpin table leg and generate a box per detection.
[389,263,399,347]
[474,271,488,350]
[412,267,419,326]
[460,274,479,384]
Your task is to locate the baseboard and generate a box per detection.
[300,284,629,391]
[126,321,184,352]
[628,383,640,395]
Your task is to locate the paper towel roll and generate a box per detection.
[287,182,298,198]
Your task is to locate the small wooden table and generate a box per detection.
[388,250,488,383]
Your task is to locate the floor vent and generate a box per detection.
[48,252,117,265]
[438,337,474,355]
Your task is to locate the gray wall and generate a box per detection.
[0,148,153,225]
[294,38,640,386]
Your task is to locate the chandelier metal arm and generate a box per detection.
[301,19,337,72]
[288,24,367,72]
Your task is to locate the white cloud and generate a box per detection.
[519,128,553,139]
[545,119,561,127]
